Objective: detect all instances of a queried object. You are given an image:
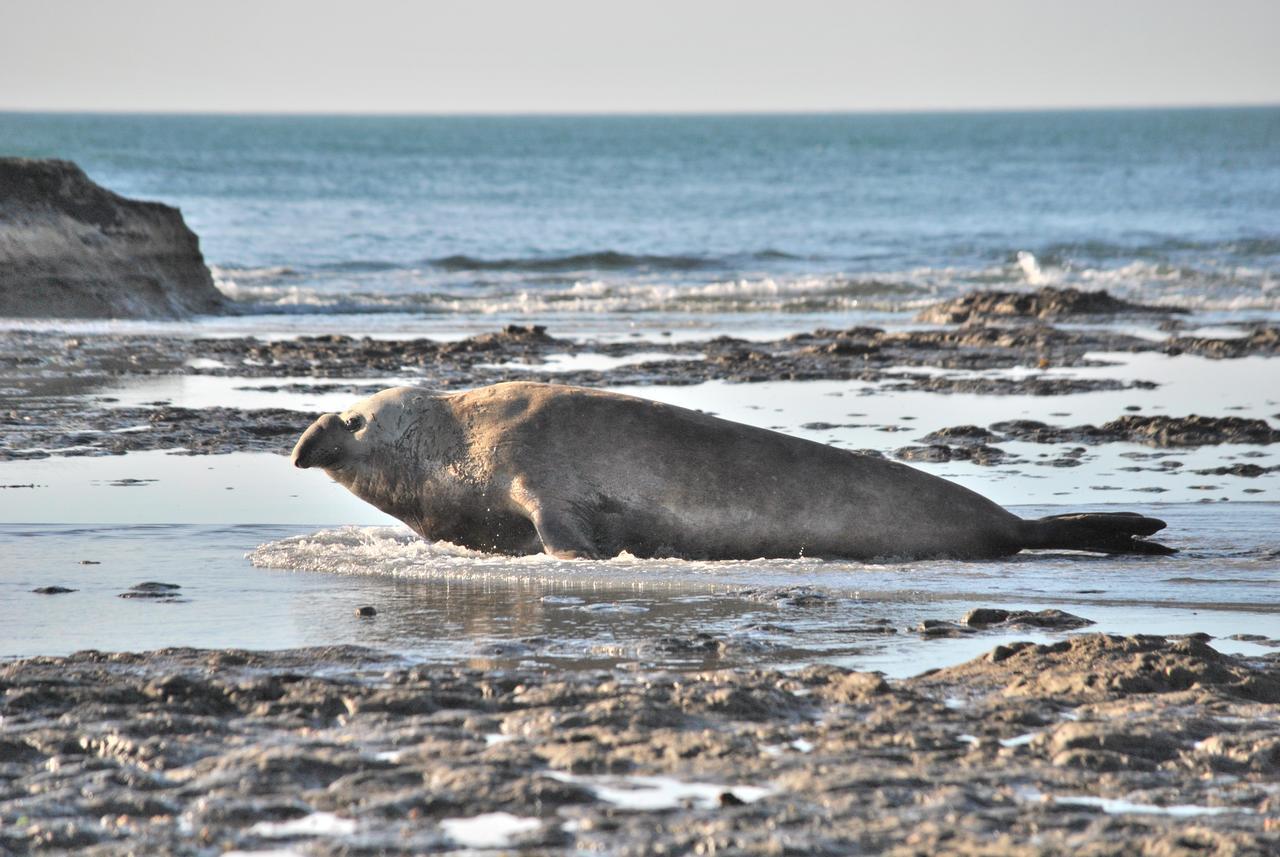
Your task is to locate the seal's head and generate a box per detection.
[291,386,433,473]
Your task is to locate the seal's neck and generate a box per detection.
[327,453,419,523]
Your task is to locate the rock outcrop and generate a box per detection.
[916,286,1182,325]
[0,158,225,318]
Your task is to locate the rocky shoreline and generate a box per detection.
[0,159,225,320]
[1,634,1276,855]
[3,312,1279,463]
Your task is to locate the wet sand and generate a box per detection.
[2,635,1277,855]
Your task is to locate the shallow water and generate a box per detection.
[3,109,1278,676]
[3,500,1275,675]
[3,336,1277,673]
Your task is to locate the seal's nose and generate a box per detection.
[291,439,311,468]
[292,413,341,469]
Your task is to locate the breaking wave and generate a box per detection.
[1004,253,1278,311]
[211,253,1279,318]
[213,271,929,316]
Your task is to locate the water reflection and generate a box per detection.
[2,510,1277,677]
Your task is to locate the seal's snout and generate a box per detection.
[292,413,344,469]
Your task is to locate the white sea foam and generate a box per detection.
[1016,251,1050,286]
[246,525,818,590]
[245,499,1280,611]
[204,259,1280,320]
[213,278,397,311]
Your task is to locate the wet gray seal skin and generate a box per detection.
[291,382,1175,560]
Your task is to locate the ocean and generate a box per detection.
[0,108,1277,669]
[3,108,1277,330]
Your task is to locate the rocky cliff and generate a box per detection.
[0,158,226,318]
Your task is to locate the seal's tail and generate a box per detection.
[1023,512,1176,555]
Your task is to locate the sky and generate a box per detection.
[1,0,1277,114]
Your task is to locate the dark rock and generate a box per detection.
[962,608,1013,626]
[439,324,559,354]
[990,415,1280,447]
[1041,456,1084,468]
[784,593,834,608]
[356,605,378,617]
[119,581,184,601]
[0,401,315,461]
[920,425,1001,445]
[895,443,1007,465]
[963,608,1094,630]
[894,444,955,463]
[988,641,1036,662]
[884,374,1150,396]
[1165,326,1280,359]
[916,287,1182,325]
[1192,463,1279,478]
[800,338,880,356]
[643,634,724,657]
[0,158,225,318]
[1103,414,1280,446]
[735,586,833,608]
[918,620,975,637]
[32,585,76,594]
[963,444,1008,465]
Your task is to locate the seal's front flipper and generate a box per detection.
[511,480,602,560]
[1023,512,1177,555]
[531,509,602,560]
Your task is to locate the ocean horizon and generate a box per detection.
[2,106,1276,333]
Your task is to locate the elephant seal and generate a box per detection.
[291,381,1174,560]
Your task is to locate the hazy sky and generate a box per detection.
[2,0,1277,113]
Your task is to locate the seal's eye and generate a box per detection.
[342,414,365,433]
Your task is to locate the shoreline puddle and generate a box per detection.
[2,506,1276,674]
[548,772,775,811]
[248,812,358,838]
[439,812,541,848]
